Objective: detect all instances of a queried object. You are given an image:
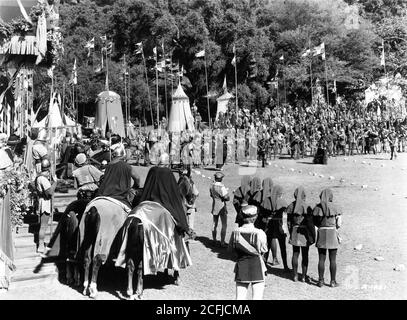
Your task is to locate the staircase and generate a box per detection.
[10,190,77,290]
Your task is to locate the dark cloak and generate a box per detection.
[97,160,132,207]
[139,166,189,233]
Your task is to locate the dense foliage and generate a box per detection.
[31,0,407,124]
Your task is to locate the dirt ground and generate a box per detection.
[1,152,407,300]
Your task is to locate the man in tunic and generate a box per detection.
[35,159,57,254]
[209,172,230,247]
[229,205,268,300]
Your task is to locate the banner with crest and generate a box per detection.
[248,129,258,161]
[225,128,236,164]
[214,129,224,165]
[192,131,202,165]
[236,129,246,163]
[170,131,181,164]
[202,129,212,166]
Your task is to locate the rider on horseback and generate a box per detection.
[97,143,140,208]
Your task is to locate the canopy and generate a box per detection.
[216,91,233,120]
[168,83,195,132]
[95,91,125,137]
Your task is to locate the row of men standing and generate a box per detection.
[209,173,342,299]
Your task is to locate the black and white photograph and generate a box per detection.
[0,0,406,305]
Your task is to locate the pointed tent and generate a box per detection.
[33,94,63,128]
[216,91,233,120]
[168,82,195,132]
[95,91,125,137]
[32,94,81,136]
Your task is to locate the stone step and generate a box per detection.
[9,271,59,290]
[14,228,53,239]
[14,256,44,269]
[13,262,58,280]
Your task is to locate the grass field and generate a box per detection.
[2,152,407,300]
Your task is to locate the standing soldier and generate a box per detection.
[257,134,267,168]
[32,129,49,174]
[209,172,230,247]
[35,159,57,254]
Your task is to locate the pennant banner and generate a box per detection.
[214,129,224,165]
[236,129,246,163]
[170,131,181,164]
[202,129,212,166]
[248,130,258,161]
[192,131,202,165]
[225,129,236,164]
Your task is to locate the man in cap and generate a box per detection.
[209,172,230,247]
[229,204,267,299]
[35,158,57,254]
[72,153,103,200]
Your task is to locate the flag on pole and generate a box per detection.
[70,58,77,85]
[85,37,95,57]
[301,48,311,57]
[153,47,157,60]
[313,42,325,60]
[135,42,143,55]
[231,44,236,66]
[231,56,236,66]
[380,39,385,67]
[333,79,337,93]
[106,42,113,55]
[222,75,227,92]
[195,49,205,58]
[100,35,107,43]
[279,54,284,61]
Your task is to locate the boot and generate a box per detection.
[317,278,325,288]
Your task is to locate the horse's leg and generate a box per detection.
[82,247,91,295]
[74,263,81,287]
[126,258,135,298]
[135,259,143,299]
[82,207,99,295]
[174,270,180,286]
[66,262,73,286]
[89,255,103,299]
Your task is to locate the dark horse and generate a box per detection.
[46,199,89,286]
[116,167,194,300]
[61,166,192,299]
[116,201,192,300]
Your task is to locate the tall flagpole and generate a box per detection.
[170,53,174,112]
[283,57,287,105]
[324,57,329,106]
[141,50,153,126]
[233,45,238,124]
[124,55,128,129]
[128,67,131,124]
[162,41,169,122]
[204,45,211,128]
[309,38,313,105]
[155,47,160,129]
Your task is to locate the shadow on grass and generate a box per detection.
[195,236,235,262]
